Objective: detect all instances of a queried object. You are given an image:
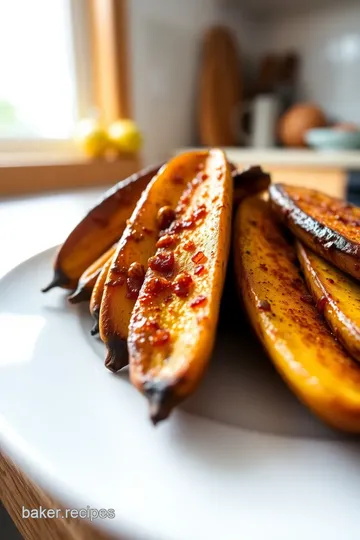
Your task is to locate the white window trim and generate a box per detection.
[0,0,95,155]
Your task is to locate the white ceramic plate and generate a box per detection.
[1,247,360,540]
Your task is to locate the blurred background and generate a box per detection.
[0,0,359,178]
[0,0,359,202]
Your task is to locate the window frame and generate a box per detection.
[0,0,95,150]
[0,0,139,196]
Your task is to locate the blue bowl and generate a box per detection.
[305,128,360,150]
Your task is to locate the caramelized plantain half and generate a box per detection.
[269,184,360,280]
[234,195,360,432]
[42,164,161,291]
[89,251,116,336]
[68,244,117,304]
[100,151,214,371]
[128,149,233,424]
[297,241,360,362]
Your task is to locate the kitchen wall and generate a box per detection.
[258,2,360,124]
[128,0,257,164]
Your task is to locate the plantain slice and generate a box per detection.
[233,165,270,206]
[68,244,117,304]
[269,184,360,280]
[234,195,360,432]
[297,241,360,362]
[100,151,214,371]
[128,149,233,424]
[42,164,161,291]
[89,251,116,336]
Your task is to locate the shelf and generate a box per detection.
[240,0,347,18]
[176,148,360,170]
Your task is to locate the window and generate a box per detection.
[0,0,94,142]
[0,0,137,197]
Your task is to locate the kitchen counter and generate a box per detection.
[177,148,360,169]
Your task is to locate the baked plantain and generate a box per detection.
[128,149,233,424]
[68,244,117,304]
[269,184,360,280]
[234,195,360,432]
[233,165,270,206]
[42,164,161,291]
[100,151,216,371]
[89,252,115,336]
[297,241,360,362]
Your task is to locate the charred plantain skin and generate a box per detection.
[234,195,360,432]
[269,184,360,280]
[43,164,162,291]
[233,165,270,206]
[89,250,116,336]
[297,241,360,362]
[128,149,233,423]
[68,244,117,304]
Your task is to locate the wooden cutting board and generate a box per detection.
[198,26,242,147]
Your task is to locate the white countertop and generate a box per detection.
[177,148,360,169]
[0,188,108,279]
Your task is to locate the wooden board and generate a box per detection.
[1,453,115,540]
[198,26,242,147]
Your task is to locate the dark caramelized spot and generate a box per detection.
[192,204,207,221]
[129,231,144,243]
[194,264,205,276]
[150,329,170,347]
[183,240,196,252]
[128,262,145,280]
[190,295,207,308]
[142,227,153,235]
[149,251,175,274]
[126,262,145,299]
[156,234,178,249]
[144,277,171,297]
[172,219,193,233]
[300,294,314,305]
[91,214,109,227]
[106,276,125,287]
[201,173,209,181]
[258,300,271,311]
[172,174,184,184]
[157,206,176,230]
[172,205,208,233]
[144,319,160,331]
[326,278,335,284]
[192,251,208,264]
[173,273,193,298]
[291,278,303,290]
[260,263,268,272]
[317,295,328,314]
[111,265,128,276]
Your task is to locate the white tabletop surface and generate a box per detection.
[0,188,108,279]
[2,188,360,540]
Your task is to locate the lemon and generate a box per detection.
[74,118,109,158]
[107,119,143,154]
